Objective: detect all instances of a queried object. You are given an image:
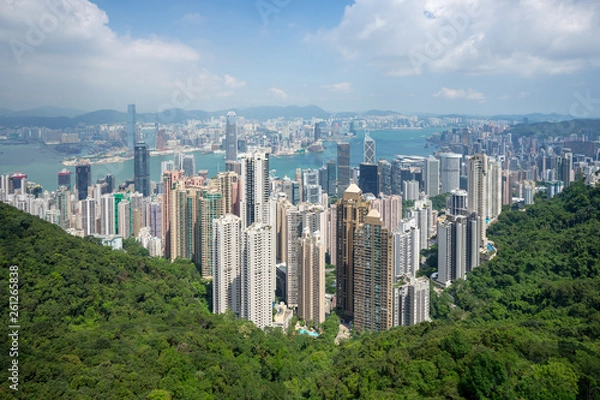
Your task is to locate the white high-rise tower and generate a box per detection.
[212,214,242,315]
[241,223,275,329]
[240,151,272,229]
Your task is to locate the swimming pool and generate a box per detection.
[298,328,319,337]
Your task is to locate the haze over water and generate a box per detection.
[0,128,441,191]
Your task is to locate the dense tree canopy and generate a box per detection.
[0,181,599,398]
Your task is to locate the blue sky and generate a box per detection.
[1,0,599,116]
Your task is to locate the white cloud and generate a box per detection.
[312,0,600,76]
[434,87,485,101]
[224,74,246,89]
[182,12,205,23]
[268,87,289,100]
[0,0,244,111]
[322,82,353,93]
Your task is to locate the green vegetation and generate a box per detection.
[431,192,451,212]
[402,198,415,211]
[507,118,600,140]
[1,181,599,398]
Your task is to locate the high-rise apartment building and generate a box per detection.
[353,209,394,331]
[99,194,115,235]
[81,198,97,236]
[467,153,488,247]
[394,274,430,326]
[436,214,480,287]
[393,218,420,276]
[241,223,275,329]
[213,214,242,316]
[370,194,402,233]
[284,203,324,308]
[118,199,132,239]
[298,230,325,324]
[214,171,240,216]
[240,151,272,229]
[194,190,224,277]
[335,183,370,319]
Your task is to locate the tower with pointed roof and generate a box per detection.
[353,208,394,331]
[335,181,370,319]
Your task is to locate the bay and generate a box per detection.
[0,128,440,191]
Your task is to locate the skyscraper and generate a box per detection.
[127,104,136,152]
[436,214,479,287]
[241,223,275,329]
[58,169,71,190]
[134,142,150,197]
[336,143,351,196]
[213,214,242,316]
[403,180,420,201]
[393,219,420,276]
[558,148,573,187]
[378,159,392,195]
[395,274,430,326]
[335,182,370,319]
[81,198,97,236]
[326,159,337,197]
[214,171,240,216]
[487,158,503,221]
[358,162,378,195]
[118,199,132,239]
[353,209,394,332]
[240,151,272,229]
[440,153,462,193]
[408,198,433,250]
[364,132,376,164]
[226,111,237,162]
[370,194,402,233]
[181,155,196,178]
[195,190,224,277]
[424,156,440,197]
[314,122,321,142]
[57,187,71,230]
[298,230,325,324]
[467,153,488,247]
[449,189,468,217]
[99,194,115,235]
[76,160,91,201]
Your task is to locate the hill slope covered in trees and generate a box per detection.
[1,182,599,399]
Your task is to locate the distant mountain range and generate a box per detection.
[0,105,584,129]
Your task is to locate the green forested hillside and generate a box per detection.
[1,182,599,399]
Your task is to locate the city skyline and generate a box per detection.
[1,0,599,116]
